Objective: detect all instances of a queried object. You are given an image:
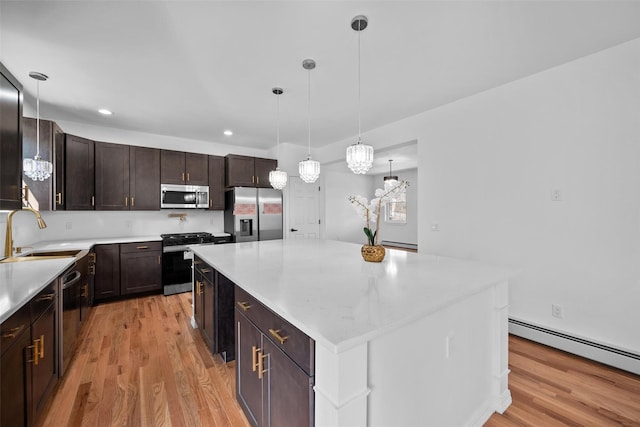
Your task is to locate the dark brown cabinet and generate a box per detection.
[235,285,314,427]
[120,242,162,295]
[95,144,160,211]
[65,134,95,210]
[1,281,58,427]
[22,118,63,211]
[193,256,235,361]
[225,155,277,188]
[52,123,65,210]
[0,62,23,210]
[161,150,208,185]
[94,244,120,300]
[208,155,225,210]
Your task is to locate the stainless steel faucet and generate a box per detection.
[3,208,47,257]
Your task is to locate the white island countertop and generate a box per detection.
[190,239,514,353]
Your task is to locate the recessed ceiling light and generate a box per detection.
[98,109,113,115]
[224,130,233,136]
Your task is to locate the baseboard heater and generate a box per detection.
[381,240,418,251]
[509,318,640,375]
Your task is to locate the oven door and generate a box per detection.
[162,247,193,295]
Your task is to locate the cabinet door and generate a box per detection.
[130,146,160,210]
[0,64,23,210]
[208,155,225,210]
[65,134,95,210]
[254,158,277,189]
[226,155,255,187]
[185,152,208,185]
[216,272,235,361]
[31,302,58,419]
[160,150,185,185]
[52,122,65,210]
[94,244,120,300]
[120,245,162,295]
[0,326,31,427]
[236,311,263,427]
[202,275,215,351]
[263,339,314,427]
[95,142,130,210]
[22,117,53,210]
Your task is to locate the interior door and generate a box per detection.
[286,177,320,239]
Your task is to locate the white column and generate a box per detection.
[492,280,512,413]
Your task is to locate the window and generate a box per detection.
[385,191,407,223]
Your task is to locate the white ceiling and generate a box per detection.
[2,1,640,158]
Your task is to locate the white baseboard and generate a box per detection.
[509,318,640,375]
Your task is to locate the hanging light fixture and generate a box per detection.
[23,71,53,181]
[383,159,398,185]
[298,59,320,184]
[269,87,288,190]
[346,15,374,175]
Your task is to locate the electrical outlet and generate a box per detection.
[65,222,72,230]
[552,304,563,319]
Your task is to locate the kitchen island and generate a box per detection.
[190,239,513,427]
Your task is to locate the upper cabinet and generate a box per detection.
[95,143,161,211]
[225,154,277,188]
[0,62,23,210]
[65,134,95,210]
[208,155,225,210]
[161,150,208,186]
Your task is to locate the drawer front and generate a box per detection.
[194,256,214,283]
[235,286,314,376]
[30,281,57,322]
[1,305,30,356]
[120,241,162,254]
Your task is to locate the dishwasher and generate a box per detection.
[58,252,88,376]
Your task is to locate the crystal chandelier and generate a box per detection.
[346,15,374,175]
[383,159,399,186]
[23,72,53,181]
[299,59,320,184]
[269,87,288,190]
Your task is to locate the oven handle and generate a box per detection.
[62,271,82,289]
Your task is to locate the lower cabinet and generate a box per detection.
[235,285,314,427]
[94,241,162,302]
[0,281,58,427]
[193,256,235,361]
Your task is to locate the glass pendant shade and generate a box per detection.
[269,168,288,190]
[346,142,374,174]
[24,71,52,181]
[299,157,320,184]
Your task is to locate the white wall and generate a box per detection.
[369,168,418,247]
[323,171,373,244]
[321,39,640,354]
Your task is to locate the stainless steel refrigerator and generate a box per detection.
[224,187,283,242]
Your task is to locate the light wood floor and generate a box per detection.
[39,293,640,427]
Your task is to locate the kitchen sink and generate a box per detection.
[0,249,86,263]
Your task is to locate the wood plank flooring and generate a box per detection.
[39,293,640,426]
[39,293,250,427]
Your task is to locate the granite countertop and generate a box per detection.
[190,239,515,353]
[0,235,162,324]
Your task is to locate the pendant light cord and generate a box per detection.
[36,79,40,158]
[276,91,280,165]
[307,68,311,158]
[357,20,362,145]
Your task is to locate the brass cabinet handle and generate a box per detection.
[56,192,62,205]
[186,172,190,182]
[37,293,55,302]
[125,196,128,207]
[136,245,149,250]
[252,345,259,372]
[196,281,203,296]
[194,260,202,265]
[131,196,135,207]
[181,172,185,182]
[237,301,251,311]
[82,284,88,298]
[89,265,96,275]
[257,351,267,380]
[91,195,95,207]
[252,175,255,184]
[209,199,212,208]
[268,329,289,345]
[2,324,25,339]
[27,343,39,365]
[256,176,259,184]
[201,268,211,273]
[157,255,161,265]
[39,334,45,359]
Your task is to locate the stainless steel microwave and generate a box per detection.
[161,184,209,209]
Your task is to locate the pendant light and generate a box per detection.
[383,159,398,186]
[346,15,374,175]
[298,59,320,184]
[269,87,288,190]
[23,72,53,181]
